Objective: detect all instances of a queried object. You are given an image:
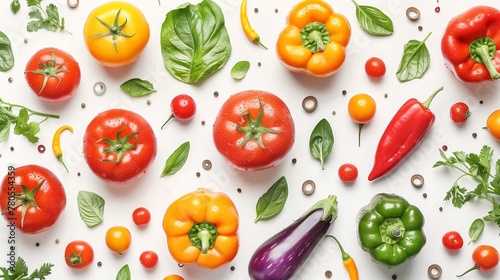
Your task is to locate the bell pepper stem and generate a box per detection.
[198,229,213,254]
[357,123,364,147]
[469,37,500,80]
[421,86,444,110]
[456,264,478,277]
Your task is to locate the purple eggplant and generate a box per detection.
[248,195,338,280]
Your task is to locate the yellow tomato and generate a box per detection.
[105,226,131,254]
[348,93,376,147]
[83,1,150,67]
[487,109,500,141]
[163,275,184,280]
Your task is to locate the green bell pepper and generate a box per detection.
[357,193,426,267]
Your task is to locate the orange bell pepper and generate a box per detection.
[162,188,239,269]
[277,0,351,77]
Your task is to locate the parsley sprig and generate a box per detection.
[434,145,500,226]
[0,257,53,280]
[27,0,68,33]
[0,98,59,143]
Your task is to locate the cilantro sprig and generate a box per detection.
[0,257,53,280]
[0,98,59,143]
[434,145,500,226]
[26,0,68,33]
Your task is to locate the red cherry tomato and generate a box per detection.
[140,250,159,269]
[161,94,196,128]
[64,240,94,269]
[450,102,470,124]
[458,245,499,277]
[338,163,358,183]
[132,207,151,226]
[442,231,464,251]
[365,57,386,78]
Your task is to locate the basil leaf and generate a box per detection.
[396,32,432,82]
[77,191,105,227]
[120,78,156,97]
[160,141,190,177]
[351,0,393,36]
[160,0,232,84]
[255,176,288,223]
[231,61,250,80]
[0,31,14,71]
[309,118,334,170]
[116,264,131,280]
[468,218,485,244]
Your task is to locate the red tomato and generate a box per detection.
[442,231,463,251]
[338,163,358,183]
[132,207,151,226]
[140,250,159,269]
[83,109,157,184]
[213,90,295,171]
[162,94,197,128]
[24,47,81,102]
[450,102,470,124]
[472,245,499,271]
[64,240,94,269]
[365,57,386,78]
[0,165,66,234]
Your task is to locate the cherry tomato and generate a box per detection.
[64,240,94,269]
[365,57,386,78]
[105,226,132,255]
[24,47,81,102]
[450,102,470,124]
[458,245,499,277]
[132,207,151,226]
[338,163,358,183]
[213,90,295,171]
[83,1,150,67]
[0,165,66,234]
[83,109,157,184]
[140,250,158,269]
[486,109,500,141]
[348,93,376,147]
[164,275,184,280]
[161,94,197,128]
[442,231,464,251]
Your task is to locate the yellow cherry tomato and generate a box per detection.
[487,109,500,141]
[163,275,184,280]
[105,226,131,254]
[348,93,376,147]
[83,1,150,67]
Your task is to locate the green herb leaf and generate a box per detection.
[11,0,21,14]
[309,118,334,170]
[351,0,393,36]
[160,141,190,177]
[255,176,288,223]
[27,0,66,33]
[116,264,131,280]
[468,218,485,244]
[0,31,14,71]
[231,61,250,80]
[120,78,156,97]
[0,257,53,280]
[396,32,431,82]
[77,190,105,227]
[160,0,231,84]
[13,108,41,143]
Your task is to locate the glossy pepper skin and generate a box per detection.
[368,87,443,181]
[357,193,426,267]
[276,0,351,77]
[162,188,239,269]
[442,6,500,83]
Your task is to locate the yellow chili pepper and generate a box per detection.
[326,235,359,280]
[240,0,267,49]
[52,125,73,172]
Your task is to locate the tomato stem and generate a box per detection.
[6,180,45,229]
[236,99,283,148]
[89,9,135,52]
[456,264,478,277]
[161,114,175,129]
[97,124,139,164]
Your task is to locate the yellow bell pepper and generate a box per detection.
[276,0,351,77]
[162,188,239,269]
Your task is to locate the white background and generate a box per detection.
[1,0,500,279]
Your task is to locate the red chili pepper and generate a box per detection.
[441,6,500,83]
[368,87,443,181]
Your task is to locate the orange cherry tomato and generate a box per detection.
[83,1,150,67]
[486,109,500,141]
[348,93,376,147]
[105,226,132,254]
[163,275,184,280]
